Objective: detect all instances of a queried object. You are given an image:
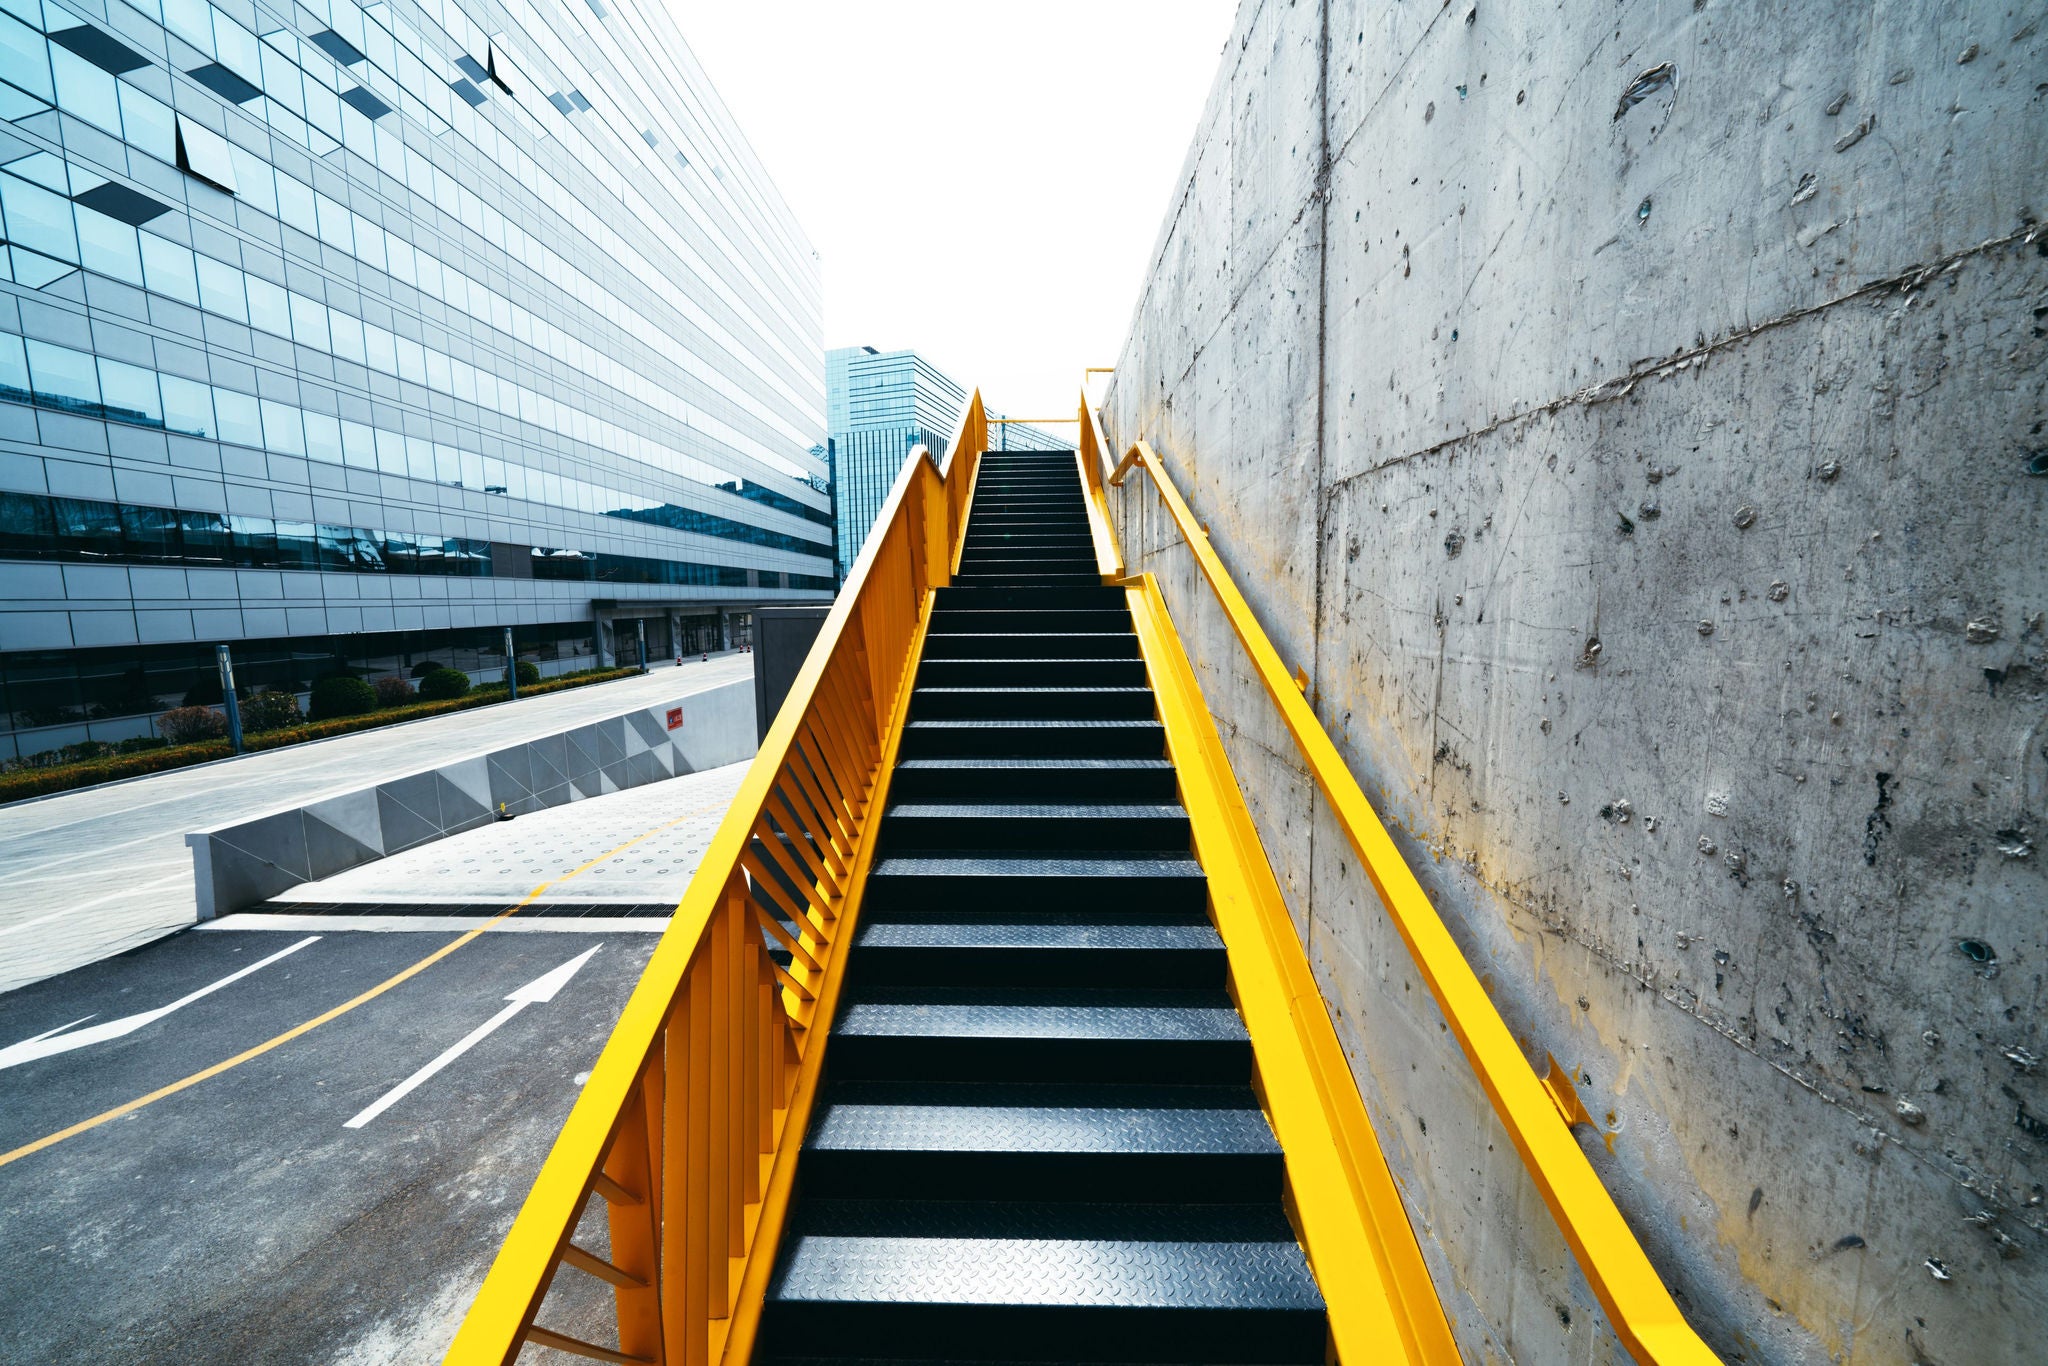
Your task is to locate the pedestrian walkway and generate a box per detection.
[0,653,751,994]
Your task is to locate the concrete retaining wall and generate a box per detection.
[186,677,755,918]
[1102,3,2046,1362]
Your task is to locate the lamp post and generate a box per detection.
[635,619,648,675]
[215,643,243,755]
[504,625,519,699]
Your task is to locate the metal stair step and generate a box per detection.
[915,658,1149,688]
[852,916,1224,988]
[867,854,1206,914]
[910,686,1156,721]
[901,718,1165,757]
[928,609,1130,634]
[920,633,1139,660]
[880,800,1189,852]
[889,756,1176,801]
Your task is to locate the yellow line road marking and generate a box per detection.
[0,804,718,1170]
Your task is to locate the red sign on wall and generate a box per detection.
[666,707,683,730]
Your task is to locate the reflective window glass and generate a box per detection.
[175,115,238,193]
[118,83,175,162]
[404,434,432,480]
[211,386,261,445]
[51,496,122,557]
[161,0,213,57]
[244,274,290,336]
[139,232,199,304]
[0,330,28,400]
[327,307,364,363]
[259,398,303,455]
[211,13,261,85]
[274,173,315,235]
[178,509,230,565]
[302,409,341,463]
[194,254,247,321]
[0,13,52,102]
[287,290,330,350]
[73,203,143,284]
[395,336,425,384]
[259,42,300,114]
[96,356,161,423]
[159,373,213,436]
[228,513,276,568]
[1,172,78,261]
[384,233,415,286]
[120,504,181,562]
[313,191,351,251]
[48,45,117,134]
[372,425,404,474]
[340,417,375,469]
[24,338,99,411]
[350,211,384,271]
[362,322,395,373]
[433,442,458,483]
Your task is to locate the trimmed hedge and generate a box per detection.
[416,667,471,701]
[0,666,640,804]
[310,674,378,720]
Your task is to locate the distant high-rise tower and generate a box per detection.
[826,346,1063,578]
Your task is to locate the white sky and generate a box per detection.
[666,0,1239,422]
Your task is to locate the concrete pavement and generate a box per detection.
[0,652,751,995]
[0,760,753,1363]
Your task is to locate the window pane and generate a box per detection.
[259,398,303,455]
[274,520,317,570]
[351,212,385,271]
[140,232,199,304]
[302,409,341,463]
[287,291,330,351]
[176,115,239,193]
[96,357,161,423]
[195,255,247,321]
[118,82,174,162]
[245,274,290,336]
[51,496,122,557]
[119,503,181,561]
[211,14,261,85]
[49,45,118,134]
[0,13,51,102]
[328,307,364,363]
[178,509,230,565]
[0,330,29,401]
[161,0,213,57]
[1,172,77,261]
[404,434,432,480]
[340,419,374,469]
[24,337,99,411]
[73,202,142,284]
[363,322,395,373]
[159,374,213,436]
[373,425,404,474]
[314,191,352,251]
[274,173,315,235]
[212,387,261,445]
[228,513,276,567]
[0,488,54,557]
[395,336,425,384]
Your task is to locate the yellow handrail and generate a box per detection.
[1096,421,1720,1366]
[445,392,989,1366]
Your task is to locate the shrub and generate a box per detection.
[115,736,168,755]
[60,740,112,762]
[373,675,415,707]
[508,660,541,688]
[417,667,471,701]
[242,690,303,732]
[158,705,228,744]
[309,674,378,720]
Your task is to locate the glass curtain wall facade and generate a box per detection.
[826,343,1064,579]
[0,0,830,759]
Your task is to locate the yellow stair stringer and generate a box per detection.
[1125,574,1461,1366]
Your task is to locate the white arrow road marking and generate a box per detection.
[343,945,600,1130]
[0,936,321,1071]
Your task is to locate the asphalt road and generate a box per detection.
[0,917,657,1364]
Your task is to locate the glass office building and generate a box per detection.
[826,344,1063,579]
[0,0,831,759]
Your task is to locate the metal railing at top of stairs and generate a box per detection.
[442,393,991,1366]
[1080,393,1721,1366]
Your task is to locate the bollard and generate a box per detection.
[216,643,244,755]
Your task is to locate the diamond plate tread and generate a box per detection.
[914,686,1152,695]
[906,719,1160,729]
[922,633,1134,643]
[895,758,1175,770]
[835,991,1247,1043]
[886,803,1185,820]
[821,1080,1260,1108]
[872,856,1202,879]
[855,921,1221,951]
[809,1100,1277,1156]
[792,1199,1295,1241]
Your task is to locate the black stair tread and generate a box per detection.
[906,718,1159,729]
[855,920,1219,949]
[885,801,1185,819]
[873,854,1201,876]
[912,685,1152,696]
[808,1099,1278,1157]
[895,757,1174,771]
[770,1205,1320,1311]
[835,989,1247,1044]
